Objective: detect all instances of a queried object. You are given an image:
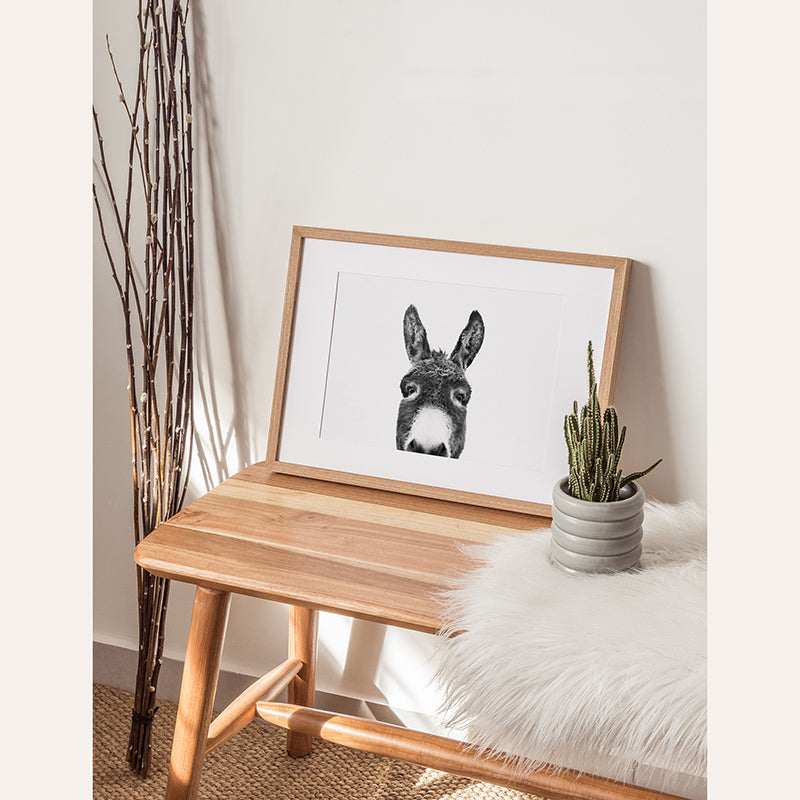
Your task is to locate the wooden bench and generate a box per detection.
[135,461,688,800]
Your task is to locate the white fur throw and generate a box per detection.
[435,501,706,795]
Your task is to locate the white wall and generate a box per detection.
[94,0,705,726]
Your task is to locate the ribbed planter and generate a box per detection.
[550,477,644,574]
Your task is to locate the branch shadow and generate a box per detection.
[190,0,255,490]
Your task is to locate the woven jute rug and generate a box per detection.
[93,684,545,799]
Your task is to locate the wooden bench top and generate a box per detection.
[134,462,549,634]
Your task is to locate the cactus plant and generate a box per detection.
[564,342,662,502]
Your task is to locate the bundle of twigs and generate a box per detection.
[93,0,195,778]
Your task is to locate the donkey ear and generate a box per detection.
[403,304,431,362]
[451,310,485,369]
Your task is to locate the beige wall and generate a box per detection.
[94,0,705,724]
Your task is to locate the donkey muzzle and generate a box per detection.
[402,406,453,458]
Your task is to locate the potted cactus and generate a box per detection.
[550,342,662,574]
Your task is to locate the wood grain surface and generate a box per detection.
[134,462,550,634]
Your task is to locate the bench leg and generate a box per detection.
[287,605,319,757]
[165,587,231,800]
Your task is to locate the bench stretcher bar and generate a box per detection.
[204,658,303,755]
[256,701,689,800]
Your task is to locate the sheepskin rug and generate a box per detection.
[435,501,706,796]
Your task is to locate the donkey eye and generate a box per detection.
[401,382,419,399]
[452,389,469,407]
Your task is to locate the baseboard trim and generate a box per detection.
[93,641,411,724]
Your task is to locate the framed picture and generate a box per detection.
[267,227,631,516]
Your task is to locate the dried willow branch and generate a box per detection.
[93,0,195,778]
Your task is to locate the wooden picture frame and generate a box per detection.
[267,226,631,516]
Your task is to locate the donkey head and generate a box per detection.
[396,304,485,459]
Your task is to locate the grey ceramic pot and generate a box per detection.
[550,477,644,574]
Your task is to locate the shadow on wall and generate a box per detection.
[190,0,254,492]
[614,261,678,502]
